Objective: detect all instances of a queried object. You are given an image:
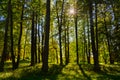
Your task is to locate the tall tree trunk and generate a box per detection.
[0,0,11,72]
[10,0,16,70]
[34,13,37,64]
[16,1,24,68]
[38,0,41,63]
[103,14,114,64]
[42,0,50,72]
[31,11,35,66]
[75,16,79,64]
[41,23,44,62]
[64,16,67,65]
[89,0,100,71]
[55,1,60,64]
[66,20,70,64]
[95,2,99,60]
[38,21,41,63]
[83,21,87,63]
[87,12,91,64]
[58,5,63,65]
[58,0,65,65]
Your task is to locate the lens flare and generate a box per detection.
[69,7,75,15]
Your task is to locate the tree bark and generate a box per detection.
[64,16,67,65]
[58,0,65,65]
[42,0,50,72]
[10,0,16,70]
[89,0,100,71]
[38,21,41,63]
[34,13,37,64]
[0,0,11,72]
[16,1,24,68]
[103,13,114,64]
[31,11,35,66]
[95,2,99,61]
[87,12,91,64]
[75,16,79,64]
[66,20,70,64]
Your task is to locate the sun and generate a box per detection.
[69,7,75,15]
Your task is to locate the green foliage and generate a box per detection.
[0,0,120,78]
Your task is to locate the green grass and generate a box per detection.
[0,61,120,80]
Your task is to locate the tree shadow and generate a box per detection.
[43,64,66,80]
[2,63,120,80]
[78,64,92,80]
[96,65,120,80]
[19,59,30,64]
[96,70,120,80]
[3,60,30,71]
[2,64,66,80]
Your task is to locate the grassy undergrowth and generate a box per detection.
[0,61,120,80]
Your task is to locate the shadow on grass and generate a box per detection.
[96,65,120,80]
[96,70,120,80]
[2,63,120,80]
[78,64,120,80]
[78,64,92,80]
[2,64,66,80]
[3,60,30,72]
[19,59,30,63]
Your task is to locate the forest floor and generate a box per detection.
[0,60,120,80]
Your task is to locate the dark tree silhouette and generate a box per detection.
[42,0,50,72]
[89,0,100,71]
[31,11,35,66]
[0,0,11,71]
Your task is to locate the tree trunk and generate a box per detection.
[89,0,100,71]
[75,16,79,64]
[58,0,65,65]
[10,0,16,70]
[64,18,67,64]
[31,11,35,66]
[38,21,41,63]
[87,12,91,64]
[34,13,37,64]
[37,0,41,63]
[42,0,50,72]
[95,2,99,61]
[66,21,70,64]
[83,21,87,63]
[0,0,11,72]
[41,24,44,62]
[16,1,24,68]
[103,14,114,64]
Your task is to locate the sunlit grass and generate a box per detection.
[0,61,120,80]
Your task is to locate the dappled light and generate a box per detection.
[0,0,120,80]
[1,63,120,80]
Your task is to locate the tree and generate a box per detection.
[31,11,35,66]
[16,0,24,68]
[87,12,91,64]
[95,1,99,60]
[0,0,11,72]
[74,15,79,64]
[56,0,65,65]
[42,0,50,72]
[10,0,16,70]
[74,1,79,64]
[89,0,100,71]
